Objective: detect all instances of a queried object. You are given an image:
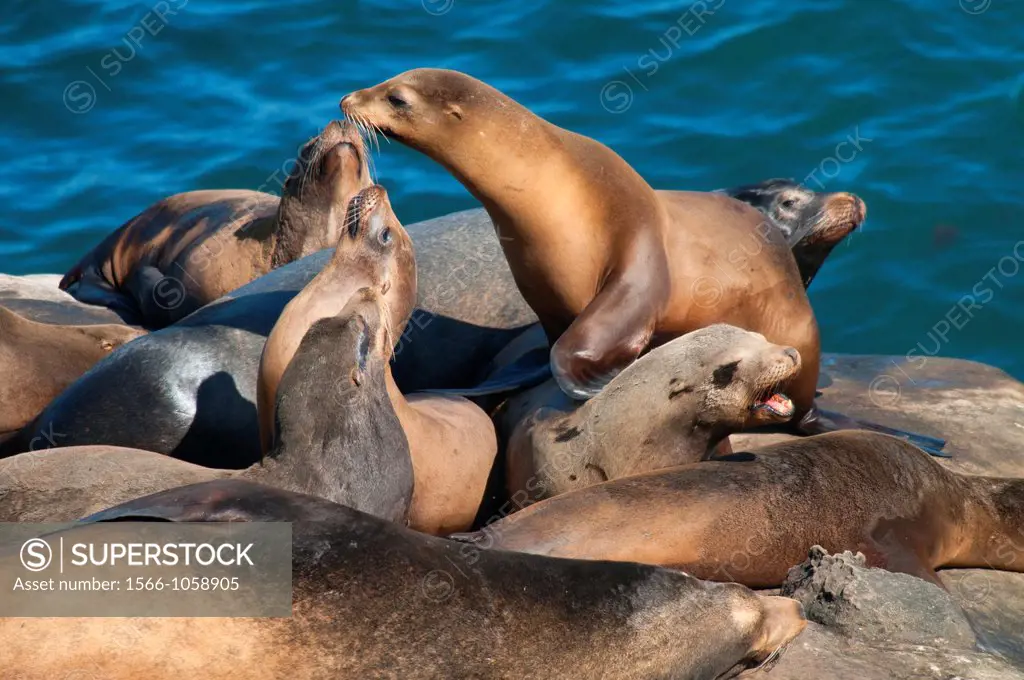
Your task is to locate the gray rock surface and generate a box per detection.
[745,547,1024,679]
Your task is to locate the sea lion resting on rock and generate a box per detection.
[341,69,943,455]
[718,179,866,288]
[502,324,801,504]
[0,306,145,440]
[59,120,370,327]
[0,479,807,680]
[4,211,534,467]
[2,187,495,535]
[453,431,1024,588]
[0,291,414,525]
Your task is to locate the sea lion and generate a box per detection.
[59,120,370,327]
[0,291,413,524]
[257,184,496,534]
[3,209,534,466]
[341,69,942,453]
[719,179,866,287]
[452,431,1024,588]
[0,478,807,680]
[503,324,800,504]
[0,306,145,440]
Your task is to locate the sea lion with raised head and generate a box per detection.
[0,290,413,524]
[0,478,806,680]
[502,324,800,504]
[59,120,370,327]
[720,178,866,287]
[257,184,496,534]
[341,69,943,454]
[4,211,533,468]
[453,431,1024,588]
[0,305,145,440]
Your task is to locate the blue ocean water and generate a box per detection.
[1,0,1022,376]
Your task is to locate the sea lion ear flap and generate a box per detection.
[444,102,464,121]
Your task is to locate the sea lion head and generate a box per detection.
[332,183,417,346]
[718,592,807,678]
[341,69,499,156]
[274,120,372,264]
[723,178,866,246]
[647,324,801,430]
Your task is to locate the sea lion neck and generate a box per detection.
[269,197,326,268]
[425,109,565,214]
[950,475,1024,570]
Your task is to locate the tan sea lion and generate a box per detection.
[502,324,800,504]
[0,305,145,440]
[59,120,370,327]
[341,69,943,454]
[257,184,496,535]
[0,479,807,680]
[0,291,413,524]
[452,431,1024,588]
[719,178,867,287]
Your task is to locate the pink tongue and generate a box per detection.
[764,393,793,413]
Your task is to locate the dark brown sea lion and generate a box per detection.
[0,479,806,680]
[503,324,800,504]
[719,178,866,287]
[0,291,413,524]
[257,184,496,534]
[59,120,370,327]
[453,431,1024,588]
[0,305,145,440]
[340,68,943,455]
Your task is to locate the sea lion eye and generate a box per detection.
[780,198,797,209]
[379,227,392,246]
[387,94,410,109]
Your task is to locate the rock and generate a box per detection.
[730,354,1024,671]
[756,623,1024,680]
[730,353,1024,478]
[780,546,976,648]
[0,273,133,326]
[745,547,1024,680]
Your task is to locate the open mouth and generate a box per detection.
[750,392,795,419]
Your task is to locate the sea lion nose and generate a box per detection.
[828,192,867,222]
[783,347,800,367]
[340,94,352,113]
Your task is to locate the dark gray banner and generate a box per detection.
[0,522,292,617]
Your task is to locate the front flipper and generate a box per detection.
[795,406,949,457]
[421,347,552,397]
[550,276,661,401]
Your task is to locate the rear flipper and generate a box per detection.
[794,407,949,458]
[420,347,552,397]
[63,275,143,325]
[125,265,197,328]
